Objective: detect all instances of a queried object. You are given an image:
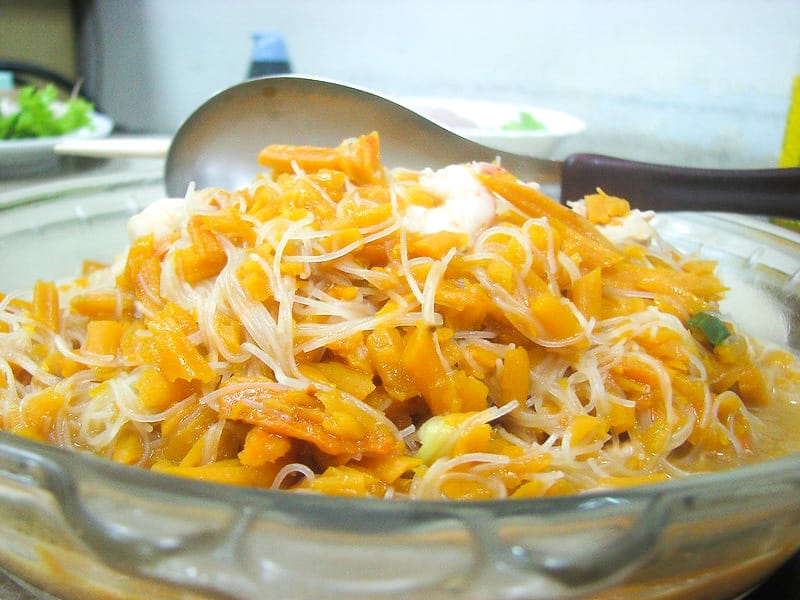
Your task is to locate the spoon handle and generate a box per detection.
[560,153,800,218]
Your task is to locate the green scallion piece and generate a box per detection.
[687,312,731,346]
[770,217,800,234]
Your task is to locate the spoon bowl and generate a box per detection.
[164,75,561,198]
[165,75,800,217]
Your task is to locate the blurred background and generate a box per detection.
[1,0,798,169]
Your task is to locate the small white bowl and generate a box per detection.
[397,97,585,158]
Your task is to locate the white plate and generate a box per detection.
[397,97,585,158]
[0,112,115,178]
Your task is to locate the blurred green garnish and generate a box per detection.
[500,110,546,131]
[0,84,93,140]
[769,217,800,234]
[687,311,731,346]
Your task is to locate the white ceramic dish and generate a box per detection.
[0,112,114,178]
[397,97,585,158]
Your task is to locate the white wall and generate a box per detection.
[80,0,800,167]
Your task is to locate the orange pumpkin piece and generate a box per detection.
[70,291,132,320]
[307,360,376,401]
[152,458,280,487]
[21,388,65,436]
[568,268,602,321]
[402,321,453,414]
[111,428,144,465]
[82,320,124,356]
[119,234,163,313]
[135,366,195,411]
[146,303,215,383]
[310,465,386,497]
[32,280,59,331]
[530,293,585,342]
[175,216,229,284]
[366,326,418,401]
[584,191,630,225]
[259,132,384,186]
[238,427,292,467]
[500,346,530,406]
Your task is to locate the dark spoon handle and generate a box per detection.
[560,153,800,218]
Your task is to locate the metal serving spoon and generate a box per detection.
[117,75,800,217]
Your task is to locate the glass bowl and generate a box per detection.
[1,178,799,600]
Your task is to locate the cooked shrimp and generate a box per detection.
[403,164,496,236]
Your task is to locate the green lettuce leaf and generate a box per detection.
[1,84,93,140]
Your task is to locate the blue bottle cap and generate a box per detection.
[251,31,289,63]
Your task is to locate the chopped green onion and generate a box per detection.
[770,217,800,234]
[687,311,731,346]
[415,416,456,465]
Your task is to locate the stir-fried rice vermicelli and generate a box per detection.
[1,132,799,500]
